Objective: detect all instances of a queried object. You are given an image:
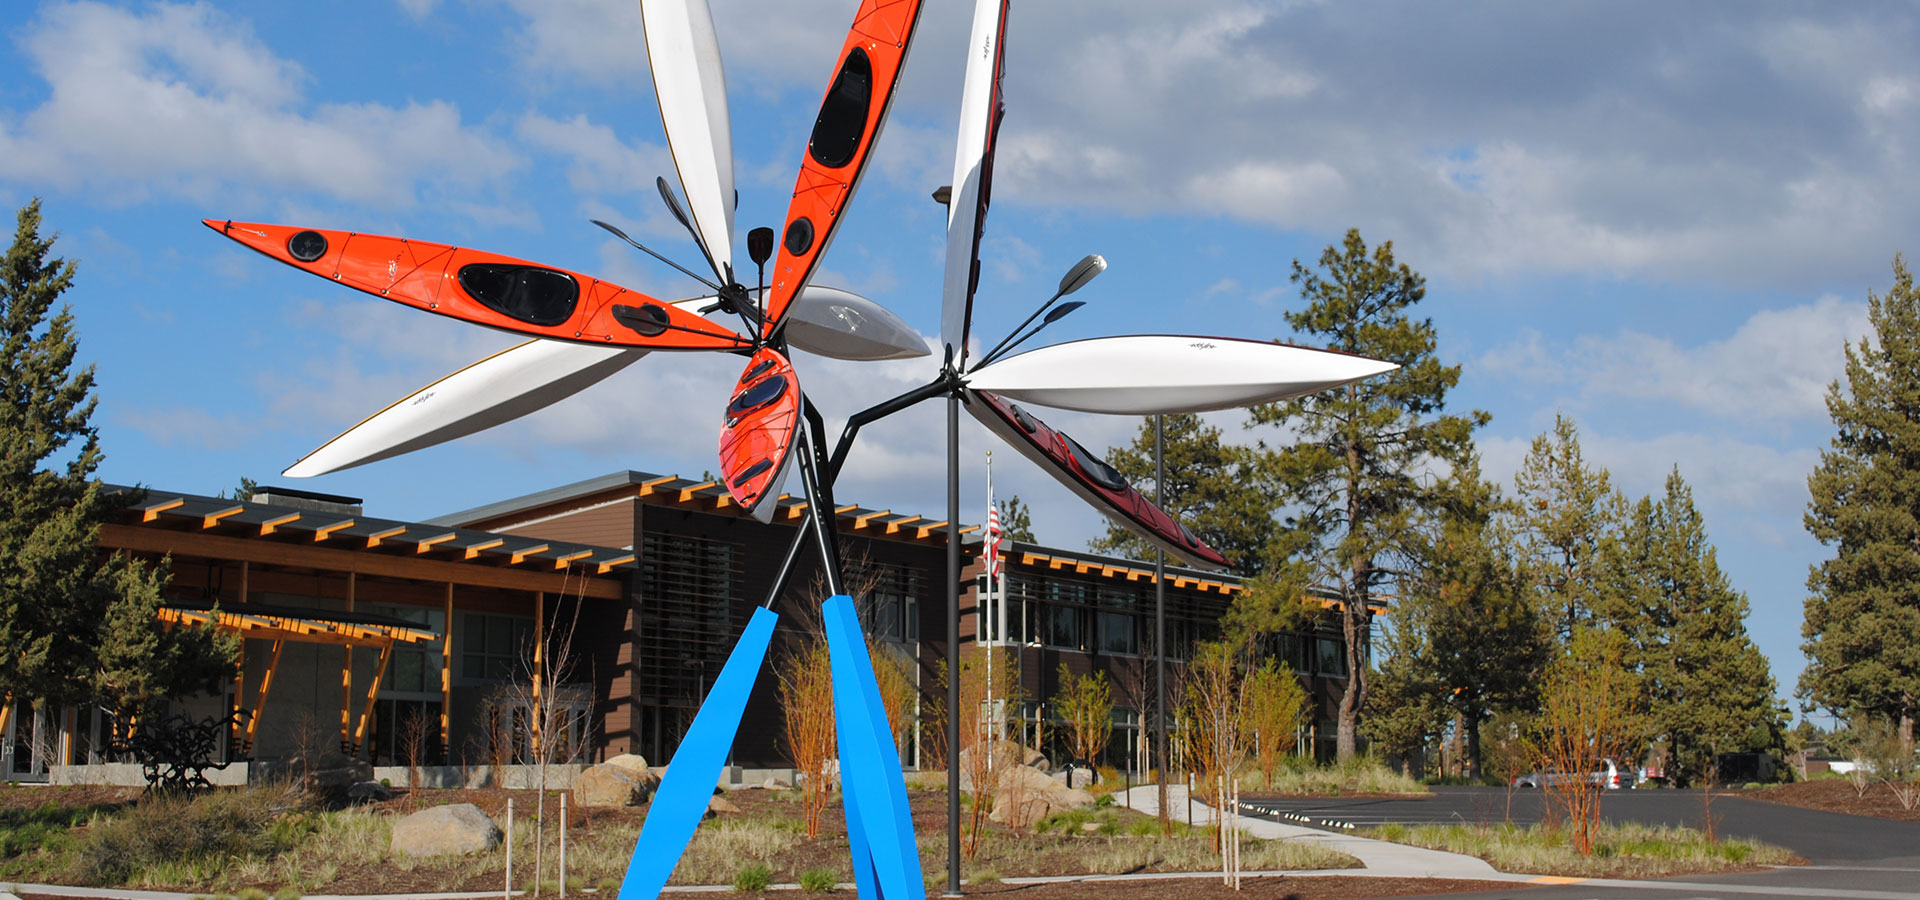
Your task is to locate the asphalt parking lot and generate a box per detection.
[1240,787,1920,899]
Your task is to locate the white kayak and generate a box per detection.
[642,0,735,278]
[283,287,927,477]
[939,0,1011,367]
[963,334,1397,415]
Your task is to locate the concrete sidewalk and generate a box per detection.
[1119,784,1503,879]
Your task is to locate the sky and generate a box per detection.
[3,0,1916,714]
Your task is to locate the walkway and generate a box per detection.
[1118,784,1504,879]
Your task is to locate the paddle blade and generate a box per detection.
[617,607,777,900]
[940,0,1012,368]
[642,0,735,277]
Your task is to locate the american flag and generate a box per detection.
[985,502,1003,583]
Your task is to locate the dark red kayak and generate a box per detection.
[205,220,749,352]
[966,390,1229,570]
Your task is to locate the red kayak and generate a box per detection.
[760,0,926,339]
[205,220,750,352]
[719,347,800,522]
[967,390,1230,570]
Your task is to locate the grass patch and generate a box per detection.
[1242,759,1428,796]
[797,867,839,892]
[732,862,772,892]
[1366,821,1796,878]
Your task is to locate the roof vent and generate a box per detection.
[249,485,363,516]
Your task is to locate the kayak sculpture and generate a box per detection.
[209,0,1396,896]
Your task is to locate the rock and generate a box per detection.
[1058,787,1096,809]
[761,775,791,790]
[708,795,740,815]
[987,768,1095,830]
[1051,766,1100,790]
[348,780,392,803]
[958,745,1051,791]
[390,803,501,857]
[574,764,654,807]
[605,753,650,775]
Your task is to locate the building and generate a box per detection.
[1,471,1372,782]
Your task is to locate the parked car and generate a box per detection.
[1512,758,1635,790]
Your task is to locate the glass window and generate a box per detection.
[1097,610,1136,655]
[1315,636,1347,678]
[1043,604,1086,651]
[462,613,532,683]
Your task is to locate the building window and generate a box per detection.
[462,613,533,682]
[1042,603,1087,651]
[1315,636,1347,678]
[373,604,445,694]
[1097,610,1136,655]
[858,564,919,644]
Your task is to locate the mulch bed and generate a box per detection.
[29,879,1528,900]
[1748,779,1920,823]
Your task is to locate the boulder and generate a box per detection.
[605,753,650,775]
[958,745,1050,791]
[1051,765,1100,790]
[574,763,654,807]
[708,795,741,815]
[988,767,1095,831]
[761,775,791,790]
[390,803,501,857]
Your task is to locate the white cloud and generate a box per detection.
[1480,295,1868,423]
[0,2,519,207]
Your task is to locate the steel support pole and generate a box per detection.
[944,393,963,896]
[1155,414,1169,833]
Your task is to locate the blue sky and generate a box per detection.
[3,0,1916,714]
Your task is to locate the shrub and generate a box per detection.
[798,868,839,892]
[75,784,309,885]
[732,863,773,892]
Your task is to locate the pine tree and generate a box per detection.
[1514,413,1619,643]
[1092,413,1277,574]
[0,200,232,716]
[1605,469,1779,787]
[1804,254,1920,759]
[999,495,1034,542]
[1406,451,1549,779]
[1253,228,1487,761]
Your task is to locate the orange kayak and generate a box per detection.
[719,347,800,521]
[205,220,749,352]
[760,0,926,339]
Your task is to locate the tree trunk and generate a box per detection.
[1902,693,1914,764]
[1465,715,1483,782]
[1336,592,1366,761]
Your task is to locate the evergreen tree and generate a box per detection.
[1252,228,1487,760]
[0,200,233,716]
[1092,413,1276,575]
[1406,451,1549,779]
[1605,469,1780,787]
[1804,254,1920,758]
[999,495,1035,543]
[1514,413,1619,643]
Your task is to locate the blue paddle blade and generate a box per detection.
[824,594,925,898]
[618,606,778,900]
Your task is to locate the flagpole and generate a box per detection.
[985,450,996,758]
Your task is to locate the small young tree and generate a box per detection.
[868,638,917,760]
[1243,660,1308,784]
[1055,663,1114,774]
[935,646,1022,854]
[1182,641,1250,852]
[1533,630,1641,856]
[778,640,836,837]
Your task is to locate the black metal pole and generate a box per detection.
[1155,413,1168,834]
[796,403,843,596]
[945,393,963,896]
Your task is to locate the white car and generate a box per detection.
[1513,758,1635,790]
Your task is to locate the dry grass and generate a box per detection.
[1241,759,1428,797]
[1367,821,1795,878]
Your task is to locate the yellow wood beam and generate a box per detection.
[313,520,355,542]
[414,532,457,553]
[141,498,184,522]
[854,509,891,530]
[886,515,925,534]
[242,639,286,753]
[597,554,637,575]
[917,521,950,540]
[365,526,407,548]
[203,505,244,529]
[635,475,677,497]
[678,480,717,502]
[103,523,633,600]
[510,544,551,566]
[553,550,593,568]
[259,512,301,536]
[351,641,394,753]
[463,538,505,559]
[440,583,452,754]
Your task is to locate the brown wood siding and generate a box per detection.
[494,498,638,549]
